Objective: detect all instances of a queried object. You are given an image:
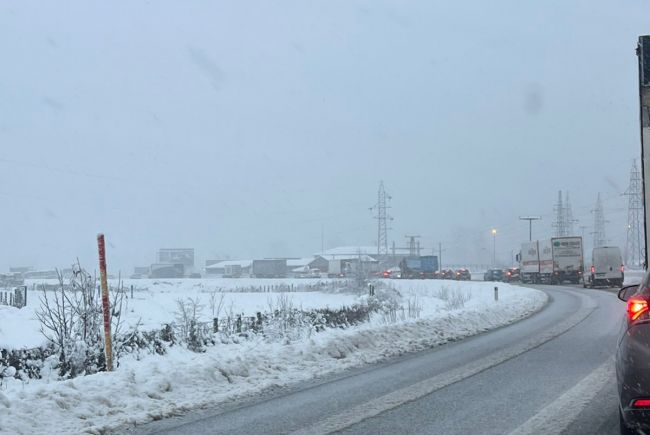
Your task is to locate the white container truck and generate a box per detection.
[549,237,584,284]
[538,239,554,282]
[520,241,540,283]
[518,237,583,284]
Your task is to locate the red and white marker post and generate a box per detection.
[97,233,113,371]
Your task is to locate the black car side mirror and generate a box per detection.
[618,284,640,302]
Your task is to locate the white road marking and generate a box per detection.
[291,289,597,435]
[508,358,615,435]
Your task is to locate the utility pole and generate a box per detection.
[625,159,644,267]
[370,181,393,257]
[592,193,608,248]
[519,216,541,241]
[491,228,497,266]
[637,35,650,267]
[439,242,443,271]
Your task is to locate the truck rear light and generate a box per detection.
[621,265,625,273]
[591,266,595,274]
[627,297,649,321]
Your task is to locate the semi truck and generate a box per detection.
[399,255,438,279]
[517,236,583,284]
[251,259,286,278]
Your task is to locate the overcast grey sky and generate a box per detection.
[1,0,649,272]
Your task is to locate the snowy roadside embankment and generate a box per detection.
[0,281,546,435]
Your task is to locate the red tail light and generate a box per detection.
[621,265,625,273]
[591,266,595,274]
[633,399,650,407]
[627,297,649,321]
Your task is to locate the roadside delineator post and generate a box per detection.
[494,286,499,302]
[97,234,113,371]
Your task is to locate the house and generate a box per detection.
[205,260,253,277]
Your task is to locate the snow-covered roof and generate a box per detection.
[287,257,315,267]
[318,246,411,256]
[205,260,253,269]
[317,254,378,262]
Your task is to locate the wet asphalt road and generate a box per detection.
[122,285,624,435]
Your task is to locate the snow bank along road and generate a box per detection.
[127,286,622,435]
[0,281,544,434]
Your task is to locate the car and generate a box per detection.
[455,268,471,281]
[505,267,520,283]
[616,275,650,433]
[484,268,505,282]
[439,269,456,280]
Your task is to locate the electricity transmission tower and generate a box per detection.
[553,191,567,237]
[553,190,576,237]
[405,235,421,257]
[371,181,393,256]
[565,192,576,235]
[592,193,607,248]
[625,160,644,267]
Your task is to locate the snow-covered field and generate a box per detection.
[0,279,546,435]
[1,278,356,350]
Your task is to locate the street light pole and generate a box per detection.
[519,216,542,241]
[491,228,497,266]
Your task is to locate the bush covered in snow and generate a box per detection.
[34,263,132,377]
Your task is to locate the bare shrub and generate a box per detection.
[445,288,473,310]
[407,297,423,319]
[36,263,128,377]
[174,297,204,352]
[208,289,225,319]
[434,285,450,301]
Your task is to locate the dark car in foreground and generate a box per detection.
[483,268,504,282]
[617,272,650,434]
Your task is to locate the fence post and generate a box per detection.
[494,286,499,301]
[131,285,134,299]
[213,318,219,333]
[236,315,242,333]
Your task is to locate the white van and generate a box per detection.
[585,246,624,288]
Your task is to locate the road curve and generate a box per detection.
[124,285,622,435]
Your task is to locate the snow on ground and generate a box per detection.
[1,278,355,350]
[0,280,546,435]
[624,269,646,286]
